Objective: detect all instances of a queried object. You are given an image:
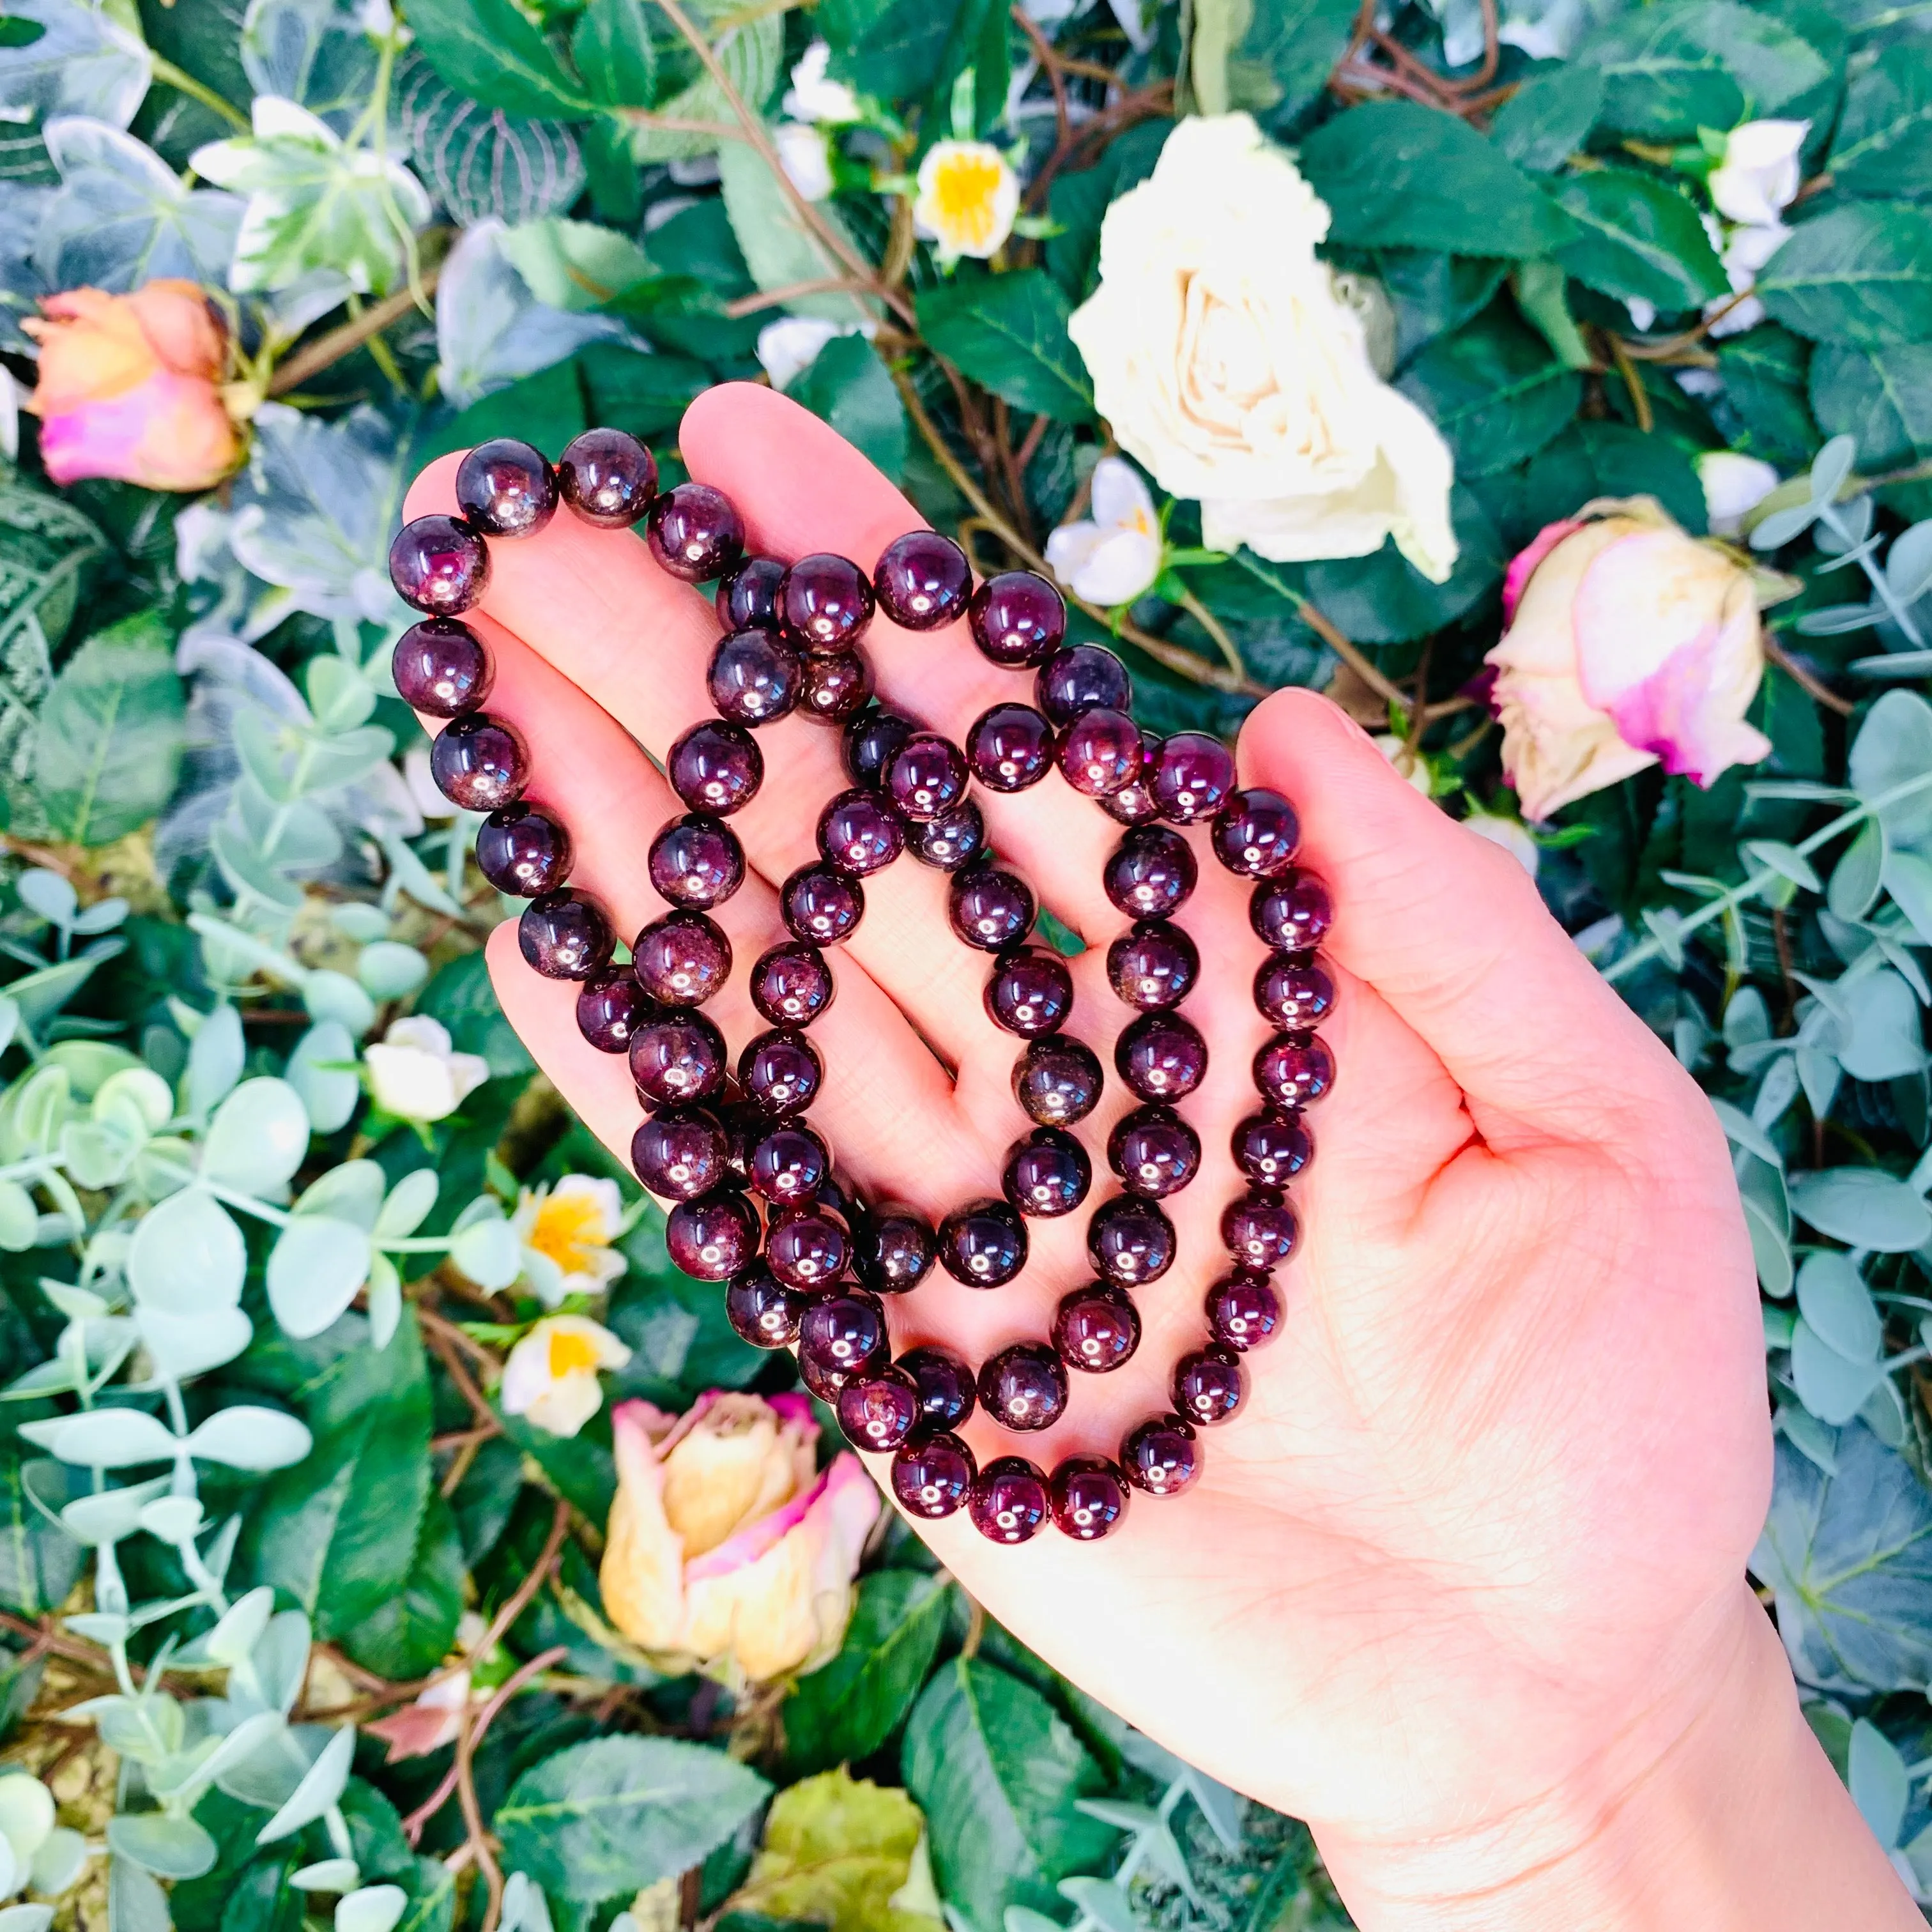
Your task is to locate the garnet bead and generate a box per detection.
[1050,1457,1128,1540]
[1212,788,1300,878]
[1057,707,1144,798]
[716,554,786,632]
[847,708,919,791]
[1108,1106,1201,1198]
[557,427,657,528]
[1105,920,1200,1011]
[633,911,732,1007]
[576,968,654,1053]
[669,720,763,816]
[665,1190,758,1280]
[1223,1190,1299,1272]
[966,704,1054,793]
[1175,1345,1246,1426]
[887,733,970,821]
[949,868,1036,952]
[455,438,556,538]
[1207,1272,1282,1351]
[630,1105,730,1200]
[768,1206,852,1291]
[1003,1126,1092,1218]
[739,1031,822,1119]
[899,1344,976,1432]
[911,799,986,871]
[1251,871,1332,953]
[876,530,972,630]
[782,864,865,946]
[749,1123,829,1205]
[985,947,1073,1038]
[394,618,492,717]
[782,553,875,652]
[1255,1034,1335,1109]
[518,890,613,979]
[1100,731,1165,827]
[1117,1010,1209,1101]
[819,788,906,876]
[750,942,836,1027]
[1103,827,1197,920]
[979,1344,1068,1433]
[648,813,744,910]
[970,571,1066,668]
[799,647,873,724]
[858,1206,937,1293]
[1087,1193,1176,1287]
[725,1264,809,1349]
[431,713,527,811]
[1013,1038,1103,1127]
[647,482,744,581]
[893,1432,976,1518]
[938,1196,1027,1287]
[476,802,572,896]
[709,627,804,726]
[1036,644,1130,727]
[1255,957,1335,1031]
[629,1011,727,1107]
[1153,732,1237,825]
[971,1457,1050,1542]
[799,1288,887,1380]
[838,1366,922,1452]
[1232,1110,1313,1186]
[1052,1284,1140,1373]
[1121,1415,1199,1496]
[390,514,490,615]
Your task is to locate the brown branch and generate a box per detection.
[1013,412,1050,477]
[722,277,889,319]
[614,110,742,141]
[1604,330,1654,433]
[268,266,443,398]
[1765,636,1855,717]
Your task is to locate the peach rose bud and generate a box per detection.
[23,280,242,491]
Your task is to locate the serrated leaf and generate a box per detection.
[918,270,1093,424]
[1551,167,1728,309]
[1828,43,1932,202]
[404,0,592,116]
[1758,203,1932,348]
[1580,0,1829,138]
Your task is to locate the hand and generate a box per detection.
[402,385,1914,1930]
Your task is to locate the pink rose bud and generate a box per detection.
[23,280,242,492]
[1485,502,1773,822]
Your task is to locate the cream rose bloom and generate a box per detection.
[1067,113,1457,582]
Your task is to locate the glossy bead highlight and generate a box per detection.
[576,968,653,1054]
[632,911,732,1008]
[1012,1037,1104,1127]
[394,619,491,717]
[455,438,556,537]
[476,802,572,896]
[970,1456,1050,1543]
[938,1196,1027,1287]
[970,571,1066,668]
[431,713,527,811]
[1050,1457,1128,1540]
[389,514,489,615]
[876,530,972,631]
[709,627,804,726]
[978,1344,1068,1434]
[668,719,763,816]
[557,427,657,528]
[647,481,744,580]
[518,890,613,980]
[1052,1284,1140,1374]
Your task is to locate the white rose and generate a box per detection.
[1068,114,1457,583]
[1045,456,1163,606]
[365,1014,489,1123]
[1709,119,1809,228]
[773,121,833,203]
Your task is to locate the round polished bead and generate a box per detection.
[910,799,986,871]
[1207,1272,1282,1352]
[1052,1284,1140,1374]
[782,864,864,946]
[1105,920,1200,1011]
[740,1029,824,1116]
[1107,1106,1201,1198]
[971,1456,1050,1543]
[394,618,492,717]
[1251,870,1333,953]
[633,910,732,1007]
[949,868,1035,953]
[887,733,970,821]
[1255,1034,1335,1109]
[893,1430,976,1518]
[969,571,1065,668]
[1153,732,1238,825]
[1223,1190,1299,1272]
[1175,1344,1246,1427]
[455,437,555,537]
[1036,644,1130,727]
[557,427,657,528]
[838,1365,922,1452]
[576,968,654,1053]
[846,708,919,790]
[1103,826,1197,921]
[768,1206,852,1291]
[978,1344,1068,1434]
[818,788,906,876]
[518,890,612,980]
[858,1206,937,1294]
[985,947,1073,1038]
[799,1287,886,1380]
[716,554,786,632]
[1212,787,1300,878]
[1121,1415,1199,1496]
[721,1102,761,1186]
[631,1105,730,1200]
[1057,706,1143,798]
[1232,1110,1313,1186]
[431,713,527,811]
[1002,1126,1091,1218]
[668,720,763,816]
[1100,729,1163,827]
[1050,1456,1128,1540]
[1117,1010,1208,1101]
[966,703,1054,793]
[799,647,873,725]
[749,1123,829,1206]
[876,530,972,630]
[750,942,836,1027]
[648,813,744,910]
[781,553,875,652]
[476,802,572,896]
[938,1196,1027,1288]
[1087,1193,1176,1287]
[709,627,804,726]
[629,1011,727,1107]
[389,514,489,615]
[1255,957,1335,1031]
[665,1190,758,1280]
[899,1344,976,1433]
[647,482,744,581]
[725,1263,809,1349]
[1012,1038,1103,1127]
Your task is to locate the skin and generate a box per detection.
[404,384,1920,1930]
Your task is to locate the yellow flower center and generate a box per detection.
[931,151,1006,251]
[548,1328,602,1377]
[528,1192,611,1276]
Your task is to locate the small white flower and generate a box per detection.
[783,41,861,125]
[1045,457,1163,606]
[512,1174,627,1307]
[1623,297,1657,334]
[365,1015,489,1123]
[501,1314,631,1437]
[1705,218,1790,338]
[1463,812,1540,877]
[405,741,457,820]
[1697,451,1781,537]
[914,140,1020,262]
[1709,119,1809,228]
[756,316,848,390]
[774,121,834,203]
[1374,735,1432,795]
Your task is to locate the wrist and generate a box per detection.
[1310,1586,1918,1932]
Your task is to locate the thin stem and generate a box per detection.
[1173,585,1245,681]
[150,54,250,132]
[268,267,443,398]
[1764,636,1854,716]
[721,276,887,319]
[1821,502,1925,648]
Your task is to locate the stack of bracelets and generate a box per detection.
[388,428,1335,1548]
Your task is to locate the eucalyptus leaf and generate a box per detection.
[127,1188,245,1315]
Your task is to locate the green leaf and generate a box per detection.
[571,0,656,109]
[1809,343,1932,469]
[1396,306,1581,478]
[397,56,585,226]
[1551,169,1728,309]
[1715,324,1819,468]
[1045,117,1169,300]
[1758,203,1932,345]
[824,0,956,100]
[1189,0,1358,127]
[498,215,655,310]
[496,1736,771,1901]
[1522,420,1708,533]
[785,334,909,483]
[1300,485,1504,642]
[1489,61,1604,172]
[403,0,593,117]
[342,1491,465,1679]
[627,10,781,163]
[916,270,1094,424]
[1296,101,1575,257]
[716,135,873,326]
[0,1457,82,1616]
[727,1770,935,1932]
[1789,1167,1932,1249]
[0,477,103,794]
[1379,252,1508,367]
[1828,43,1932,200]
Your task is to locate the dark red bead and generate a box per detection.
[1013,1038,1103,1127]
[938,1196,1027,1287]
[1103,826,1197,920]
[1252,871,1332,953]
[910,798,986,871]
[966,703,1054,793]
[782,864,865,946]
[455,438,555,538]
[394,618,491,717]
[1117,1010,1208,1101]
[978,1344,1067,1434]
[648,813,744,910]
[390,514,489,615]
[629,1011,727,1107]
[1222,1190,1299,1272]
[721,1103,761,1184]
[664,1190,758,1280]
[716,554,786,631]
[949,868,1035,952]
[876,530,972,631]
[668,720,763,816]
[1255,957,1334,1031]
[893,1431,975,1517]
[518,890,612,980]
[725,1264,808,1349]
[799,1287,886,1379]
[969,571,1066,668]
[1050,1456,1128,1540]
[1153,732,1237,825]
[431,713,527,811]
[838,1365,922,1452]
[740,1028,823,1116]
[750,942,836,1027]
[1255,1034,1335,1109]
[1174,1345,1245,1426]
[887,733,970,821]
[557,427,656,528]
[1036,645,1130,727]
[631,1105,729,1200]
[1057,707,1143,798]
[769,1206,852,1291]
[1052,1284,1140,1374]
[576,968,654,1053]
[1207,1272,1282,1351]
[709,627,804,726]
[749,1123,829,1205]
[1105,921,1199,1011]
[1100,730,1163,827]
[632,910,732,1007]
[858,1207,937,1293]
[799,647,873,724]
[971,1456,1050,1542]
[647,482,744,581]
[1087,1193,1175,1286]
[899,1344,975,1432]
[1003,1126,1091,1218]
[818,788,906,876]
[985,947,1073,1038]
[1212,788,1300,878]
[476,802,571,896]
[1232,1110,1313,1186]
[1107,1106,1200,1198]
[846,709,919,790]
[781,553,875,652]
[1121,1415,1199,1496]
